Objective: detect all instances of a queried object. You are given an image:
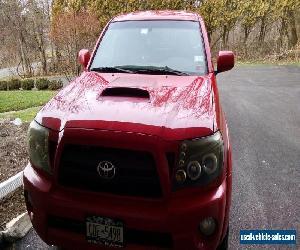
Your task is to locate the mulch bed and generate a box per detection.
[0,119,29,230]
[0,119,29,182]
[0,188,26,231]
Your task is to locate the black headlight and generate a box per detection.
[27,120,52,174]
[173,131,224,189]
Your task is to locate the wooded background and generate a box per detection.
[0,0,299,77]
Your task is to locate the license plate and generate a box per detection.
[86,216,124,247]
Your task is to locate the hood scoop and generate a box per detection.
[101,87,150,99]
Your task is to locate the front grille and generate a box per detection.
[58,145,162,198]
[48,216,173,248]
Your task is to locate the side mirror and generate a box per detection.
[78,49,91,70]
[216,51,234,74]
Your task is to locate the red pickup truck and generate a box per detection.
[24,10,234,250]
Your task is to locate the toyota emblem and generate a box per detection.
[97,161,116,179]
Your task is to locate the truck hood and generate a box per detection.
[35,72,215,140]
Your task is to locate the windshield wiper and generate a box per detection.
[90,66,135,74]
[116,65,190,76]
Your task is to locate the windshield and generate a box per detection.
[90,20,207,76]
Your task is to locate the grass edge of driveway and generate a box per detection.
[0,90,56,113]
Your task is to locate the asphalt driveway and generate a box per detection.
[4,65,300,249]
[219,65,300,249]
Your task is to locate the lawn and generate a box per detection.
[0,90,56,113]
[0,106,41,122]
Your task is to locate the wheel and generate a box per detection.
[217,227,229,250]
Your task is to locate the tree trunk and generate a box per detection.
[287,11,298,48]
[40,45,47,75]
[32,14,48,75]
[244,26,250,44]
[38,33,47,75]
[222,25,228,48]
[259,16,266,43]
[19,33,32,76]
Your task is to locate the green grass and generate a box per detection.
[0,106,41,122]
[237,60,300,67]
[0,90,56,113]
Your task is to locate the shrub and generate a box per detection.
[0,81,8,90]
[48,80,63,90]
[7,78,21,90]
[21,79,35,90]
[36,78,50,90]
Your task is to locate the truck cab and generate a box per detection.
[24,10,234,250]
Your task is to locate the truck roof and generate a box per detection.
[112,10,200,22]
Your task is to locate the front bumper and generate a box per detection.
[23,163,228,250]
